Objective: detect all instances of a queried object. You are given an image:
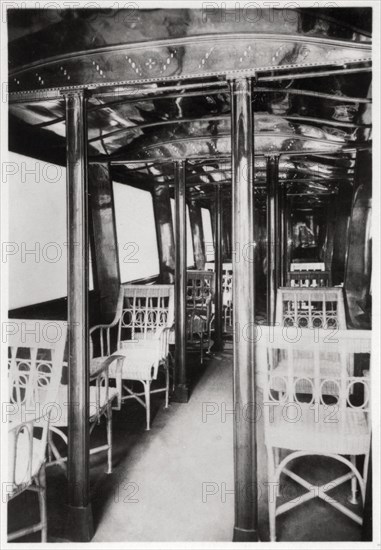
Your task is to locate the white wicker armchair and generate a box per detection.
[259,327,371,541]
[205,262,233,331]
[7,319,67,542]
[111,284,175,430]
[186,270,215,361]
[273,287,348,396]
[48,312,124,474]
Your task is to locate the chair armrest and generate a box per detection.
[158,325,174,359]
[90,354,125,380]
[8,414,48,488]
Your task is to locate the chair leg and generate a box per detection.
[349,455,358,504]
[47,430,67,474]
[267,446,277,542]
[107,402,113,474]
[38,466,47,542]
[143,380,151,431]
[165,366,170,409]
[274,448,281,496]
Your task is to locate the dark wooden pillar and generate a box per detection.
[88,162,120,323]
[188,199,206,269]
[279,183,287,286]
[223,202,232,260]
[230,76,258,542]
[323,199,336,275]
[172,160,189,403]
[210,205,216,252]
[63,90,94,542]
[331,181,353,285]
[344,154,372,329]
[214,185,223,349]
[266,155,280,324]
[152,184,175,283]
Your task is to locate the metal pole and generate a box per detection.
[63,90,94,542]
[172,160,189,403]
[230,76,258,542]
[266,155,280,324]
[214,185,224,350]
[152,183,175,283]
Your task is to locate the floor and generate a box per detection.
[8,346,365,543]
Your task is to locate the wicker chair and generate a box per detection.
[273,287,347,396]
[48,317,124,474]
[205,262,233,331]
[260,327,371,541]
[186,270,215,361]
[7,319,67,542]
[111,284,174,430]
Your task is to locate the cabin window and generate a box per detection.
[7,154,78,308]
[113,182,159,282]
[202,208,214,262]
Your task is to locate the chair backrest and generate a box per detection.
[290,261,325,272]
[7,319,67,417]
[287,270,331,288]
[276,287,346,329]
[205,263,233,304]
[259,326,371,436]
[90,285,125,359]
[186,270,215,310]
[118,284,174,344]
[7,319,67,494]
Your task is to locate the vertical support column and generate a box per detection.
[152,184,175,283]
[88,162,120,323]
[63,90,94,542]
[230,76,258,542]
[210,205,216,253]
[279,183,287,286]
[172,160,189,403]
[223,201,232,260]
[214,185,224,349]
[188,199,206,270]
[286,198,293,279]
[322,199,336,275]
[266,155,280,324]
[331,181,353,285]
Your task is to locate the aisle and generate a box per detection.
[12,348,363,542]
[91,346,363,543]
[93,351,236,542]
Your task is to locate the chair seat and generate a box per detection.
[8,432,44,495]
[110,343,162,381]
[50,385,119,426]
[266,402,370,455]
[187,315,207,333]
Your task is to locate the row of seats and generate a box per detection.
[6,277,215,540]
[261,327,371,541]
[7,269,371,541]
[266,260,371,540]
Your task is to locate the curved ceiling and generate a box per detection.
[8,8,372,210]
